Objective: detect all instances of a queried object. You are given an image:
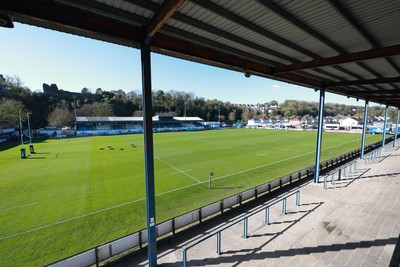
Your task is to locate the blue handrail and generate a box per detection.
[182,190,300,266]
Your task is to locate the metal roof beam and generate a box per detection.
[146,0,185,38]
[256,0,345,54]
[347,90,400,96]
[188,0,320,60]
[257,0,387,90]
[326,77,400,87]
[328,0,378,48]
[128,0,294,65]
[328,0,400,87]
[0,0,143,45]
[274,44,400,74]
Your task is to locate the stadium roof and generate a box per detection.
[76,116,203,122]
[76,116,143,122]
[1,0,400,106]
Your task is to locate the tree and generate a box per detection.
[77,103,94,116]
[2,75,31,97]
[47,107,74,127]
[95,88,103,95]
[92,102,113,116]
[133,110,143,117]
[81,87,91,94]
[0,98,27,126]
[241,108,253,122]
[228,111,236,122]
[389,108,398,123]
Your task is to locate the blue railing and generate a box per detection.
[322,159,359,189]
[181,190,300,267]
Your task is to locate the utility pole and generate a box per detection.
[218,105,220,124]
[184,102,187,127]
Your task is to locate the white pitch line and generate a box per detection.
[212,139,358,183]
[0,138,362,241]
[170,169,192,175]
[256,153,269,156]
[1,202,37,211]
[155,156,201,183]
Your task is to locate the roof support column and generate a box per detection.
[382,104,389,148]
[394,108,400,147]
[141,28,157,267]
[360,100,369,159]
[314,88,325,183]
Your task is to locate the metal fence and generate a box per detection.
[181,191,301,266]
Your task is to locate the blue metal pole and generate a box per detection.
[265,207,270,225]
[296,191,300,206]
[244,218,248,239]
[360,100,369,159]
[314,89,325,183]
[394,108,400,147]
[217,232,221,255]
[182,249,187,267]
[382,104,389,148]
[141,29,157,267]
[282,198,287,215]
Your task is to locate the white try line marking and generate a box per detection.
[0,202,37,211]
[0,138,362,241]
[170,169,192,175]
[155,156,201,183]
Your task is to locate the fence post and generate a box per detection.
[243,218,248,239]
[323,175,327,190]
[216,232,221,255]
[182,249,187,267]
[95,246,99,267]
[282,198,287,214]
[265,207,270,225]
[344,166,347,177]
[296,191,300,206]
[331,174,335,185]
[338,169,341,181]
[354,161,357,172]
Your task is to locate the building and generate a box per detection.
[73,115,204,137]
[0,120,15,142]
[339,117,362,130]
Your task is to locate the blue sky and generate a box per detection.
[0,23,364,106]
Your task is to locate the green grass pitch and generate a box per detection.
[0,129,382,266]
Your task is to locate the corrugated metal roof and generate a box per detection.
[2,0,400,106]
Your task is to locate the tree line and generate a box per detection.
[0,75,396,129]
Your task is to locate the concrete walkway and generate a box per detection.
[109,146,400,267]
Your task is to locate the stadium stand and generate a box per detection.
[74,116,204,137]
[0,120,15,142]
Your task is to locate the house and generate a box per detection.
[340,117,362,130]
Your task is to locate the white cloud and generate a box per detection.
[272,84,281,89]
